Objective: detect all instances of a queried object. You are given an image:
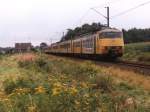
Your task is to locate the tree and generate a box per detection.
[123,28,150,43]
[61,22,105,41]
[60,22,150,43]
[40,42,48,50]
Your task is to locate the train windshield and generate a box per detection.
[100,32,123,38]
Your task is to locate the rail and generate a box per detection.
[116,60,150,70]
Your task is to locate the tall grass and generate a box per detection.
[0,54,149,112]
[123,42,150,63]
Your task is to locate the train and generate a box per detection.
[46,27,124,59]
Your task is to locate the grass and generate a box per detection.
[101,66,150,91]
[0,53,149,112]
[122,42,150,64]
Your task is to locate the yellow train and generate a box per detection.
[48,28,124,58]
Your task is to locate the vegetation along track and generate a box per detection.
[52,55,150,75]
[94,60,150,75]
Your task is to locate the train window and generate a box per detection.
[74,42,80,47]
[99,33,102,38]
[99,32,123,38]
[83,38,93,48]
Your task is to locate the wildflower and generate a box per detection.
[15,88,23,92]
[89,83,97,88]
[35,86,45,94]
[80,82,88,88]
[14,88,30,95]
[85,101,89,105]
[70,87,78,95]
[75,100,80,105]
[60,75,67,80]
[84,93,89,98]
[53,82,62,88]
[23,88,31,93]
[3,98,9,101]
[8,93,15,97]
[52,88,62,96]
[28,106,36,112]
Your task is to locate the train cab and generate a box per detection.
[96,28,124,57]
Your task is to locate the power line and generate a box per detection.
[92,0,123,9]
[75,9,91,26]
[90,7,110,27]
[111,0,150,18]
[90,8,107,19]
[74,0,123,27]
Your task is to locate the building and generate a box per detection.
[15,43,32,53]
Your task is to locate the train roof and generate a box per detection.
[51,27,121,46]
[100,28,121,33]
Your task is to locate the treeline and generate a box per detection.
[123,28,150,43]
[61,23,105,41]
[61,22,150,43]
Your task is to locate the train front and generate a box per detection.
[97,28,124,58]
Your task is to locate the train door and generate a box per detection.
[81,39,82,54]
[96,34,100,54]
[72,40,74,54]
[94,36,96,54]
[71,40,73,54]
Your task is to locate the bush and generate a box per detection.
[138,55,150,62]
[118,82,133,91]
[3,77,37,94]
[18,56,53,73]
[18,60,33,68]
[92,74,114,92]
[35,57,53,73]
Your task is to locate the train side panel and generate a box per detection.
[48,28,124,58]
[82,36,95,54]
[73,39,82,54]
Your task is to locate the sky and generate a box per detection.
[0,0,150,47]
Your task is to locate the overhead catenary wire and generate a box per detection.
[92,0,123,9]
[90,8,107,19]
[90,0,150,20]
[111,0,150,18]
[56,0,150,43]
[73,0,122,27]
[75,9,91,26]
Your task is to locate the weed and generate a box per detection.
[0,54,149,112]
[91,74,114,92]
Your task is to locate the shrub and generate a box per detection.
[118,82,133,91]
[3,79,18,94]
[64,61,98,81]
[18,56,53,73]
[35,57,53,73]
[92,74,114,92]
[138,55,150,62]
[18,60,33,68]
[0,102,6,112]
[3,77,37,94]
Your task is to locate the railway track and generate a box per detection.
[68,57,150,75]
[47,54,150,75]
[116,60,150,70]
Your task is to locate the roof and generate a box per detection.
[15,43,32,49]
[100,28,121,33]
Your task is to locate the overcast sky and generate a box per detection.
[0,0,150,47]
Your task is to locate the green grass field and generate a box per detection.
[0,53,149,112]
[122,42,150,64]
